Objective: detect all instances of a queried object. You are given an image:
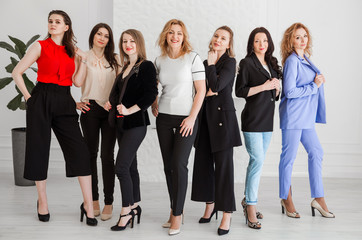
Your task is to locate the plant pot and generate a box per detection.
[11,127,35,186]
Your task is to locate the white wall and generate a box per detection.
[113,0,362,180]
[1,0,361,182]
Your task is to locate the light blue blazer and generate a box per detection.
[279,52,326,129]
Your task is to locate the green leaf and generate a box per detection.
[10,57,19,66]
[23,74,35,93]
[19,101,26,110]
[0,77,13,89]
[5,63,14,73]
[26,34,41,49]
[30,67,38,73]
[7,93,22,111]
[14,45,23,59]
[9,36,26,57]
[0,41,16,54]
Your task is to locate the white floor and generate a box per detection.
[1,169,362,240]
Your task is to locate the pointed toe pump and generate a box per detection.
[281,200,300,218]
[110,211,135,231]
[311,199,335,218]
[80,203,98,226]
[217,211,232,236]
[162,221,171,228]
[37,201,50,222]
[199,202,218,223]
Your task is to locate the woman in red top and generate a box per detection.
[12,10,97,226]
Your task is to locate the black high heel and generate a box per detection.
[199,202,218,223]
[217,211,232,236]
[37,200,50,222]
[244,206,261,229]
[80,203,98,226]
[132,205,142,224]
[110,211,135,231]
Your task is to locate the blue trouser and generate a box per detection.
[279,128,324,199]
[243,132,272,205]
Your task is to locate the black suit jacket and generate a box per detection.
[235,53,279,132]
[195,53,242,153]
[109,60,158,130]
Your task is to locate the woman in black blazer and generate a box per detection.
[235,27,282,229]
[107,29,158,231]
[191,26,242,236]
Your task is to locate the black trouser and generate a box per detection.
[80,100,116,205]
[115,125,147,207]
[156,113,198,216]
[191,112,236,211]
[24,82,91,180]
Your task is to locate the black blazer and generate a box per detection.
[109,60,158,130]
[195,53,242,153]
[235,53,279,132]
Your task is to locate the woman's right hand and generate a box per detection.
[76,101,90,113]
[104,101,112,111]
[314,73,325,88]
[151,102,159,117]
[263,78,279,91]
[206,88,218,97]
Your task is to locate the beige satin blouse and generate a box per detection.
[81,50,118,107]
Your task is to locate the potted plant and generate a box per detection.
[0,34,40,186]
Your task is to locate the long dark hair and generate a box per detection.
[89,23,119,71]
[246,27,282,78]
[47,10,76,58]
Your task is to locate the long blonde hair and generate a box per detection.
[157,19,192,57]
[119,29,146,68]
[280,23,312,65]
[208,26,235,58]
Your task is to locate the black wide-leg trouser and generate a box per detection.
[24,82,91,181]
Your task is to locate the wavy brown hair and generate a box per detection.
[157,19,192,57]
[89,23,119,71]
[47,10,77,58]
[246,27,282,78]
[209,25,235,58]
[119,29,146,68]
[280,22,312,65]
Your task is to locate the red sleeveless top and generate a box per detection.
[36,38,75,86]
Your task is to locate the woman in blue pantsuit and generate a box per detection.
[279,23,334,218]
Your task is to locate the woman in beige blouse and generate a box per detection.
[76,23,120,221]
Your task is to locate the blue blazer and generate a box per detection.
[279,52,326,129]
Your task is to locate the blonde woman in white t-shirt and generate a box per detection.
[76,23,121,221]
[152,19,206,236]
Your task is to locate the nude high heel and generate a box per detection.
[311,199,335,218]
[281,200,300,218]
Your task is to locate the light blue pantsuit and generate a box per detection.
[279,53,326,200]
[279,128,324,199]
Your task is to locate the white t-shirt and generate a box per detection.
[154,51,205,116]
